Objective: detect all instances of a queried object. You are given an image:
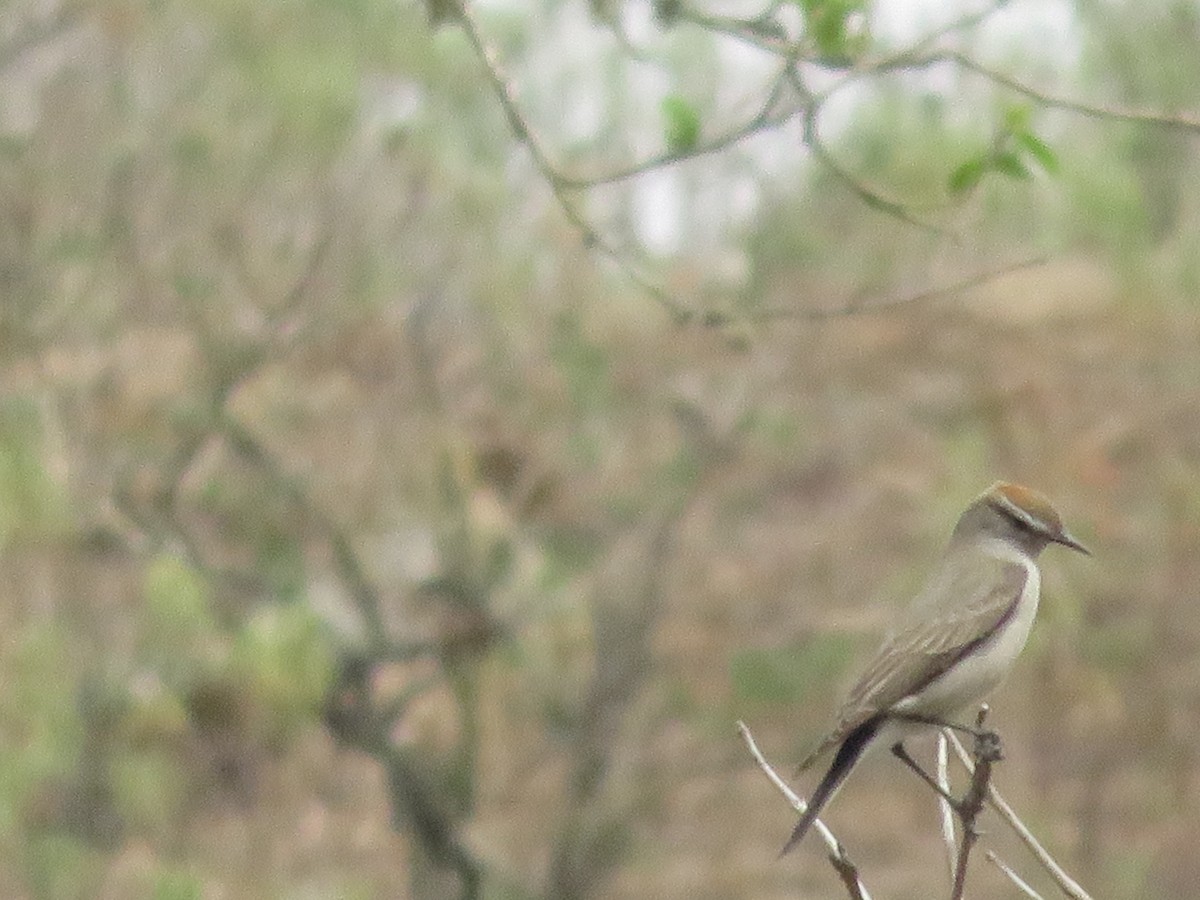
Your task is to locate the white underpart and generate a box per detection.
[895,538,1041,722]
[799,540,1043,825]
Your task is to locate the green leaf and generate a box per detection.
[948,157,987,194]
[144,555,215,637]
[1014,130,1060,175]
[141,554,218,687]
[800,0,869,61]
[1002,102,1032,134]
[661,95,701,154]
[993,149,1032,180]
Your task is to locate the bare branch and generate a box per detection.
[750,253,1049,322]
[561,63,806,189]
[936,732,958,886]
[736,721,872,900]
[947,733,1094,900]
[987,851,1047,900]
[451,0,694,322]
[675,9,792,56]
[878,0,1010,64]
[219,415,392,647]
[948,52,1200,133]
[950,707,1002,900]
[801,104,947,235]
[447,0,1200,328]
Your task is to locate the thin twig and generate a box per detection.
[676,9,792,56]
[805,0,1008,100]
[217,415,393,646]
[802,103,947,235]
[948,51,1200,133]
[0,6,85,73]
[950,707,1002,900]
[451,0,693,321]
[750,253,1049,322]
[987,851,1046,900]
[560,64,805,189]
[452,0,1200,331]
[936,732,958,885]
[879,0,1008,65]
[737,721,871,900]
[947,733,1094,900]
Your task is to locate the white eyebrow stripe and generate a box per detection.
[994,495,1047,532]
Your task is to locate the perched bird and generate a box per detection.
[781,482,1089,855]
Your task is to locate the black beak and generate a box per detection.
[1055,529,1090,555]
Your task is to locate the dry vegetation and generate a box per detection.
[1,2,1200,899]
[6,251,1200,898]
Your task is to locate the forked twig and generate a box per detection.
[950,707,1002,899]
[737,721,871,900]
[946,732,1094,900]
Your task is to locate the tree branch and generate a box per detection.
[749,253,1048,322]
[801,103,946,235]
[947,52,1200,133]
[950,707,1002,900]
[946,732,1094,900]
[987,851,1046,899]
[936,733,958,885]
[451,0,694,322]
[446,0,1200,330]
[737,721,872,900]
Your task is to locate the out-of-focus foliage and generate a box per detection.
[0,0,1198,898]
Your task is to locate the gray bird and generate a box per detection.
[782,482,1089,855]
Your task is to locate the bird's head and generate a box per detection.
[956,481,1090,557]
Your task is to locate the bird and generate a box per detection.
[781,481,1089,855]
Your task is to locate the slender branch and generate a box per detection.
[801,103,947,235]
[451,0,557,187]
[877,0,1009,65]
[681,0,1004,71]
[987,851,1046,900]
[936,732,958,885]
[219,415,392,647]
[737,721,871,900]
[946,733,1094,900]
[451,0,693,322]
[749,253,1048,322]
[948,51,1200,133]
[950,708,1002,900]
[448,0,1200,330]
[676,9,792,56]
[0,7,85,73]
[561,64,805,189]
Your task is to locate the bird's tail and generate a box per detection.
[780,716,882,856]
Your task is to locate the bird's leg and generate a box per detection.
[891,742,963,812]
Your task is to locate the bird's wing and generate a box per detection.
[796,554,1027,771]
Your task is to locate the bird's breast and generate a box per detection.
[897,556,1041,719]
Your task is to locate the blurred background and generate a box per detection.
[1,0,1199,897]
